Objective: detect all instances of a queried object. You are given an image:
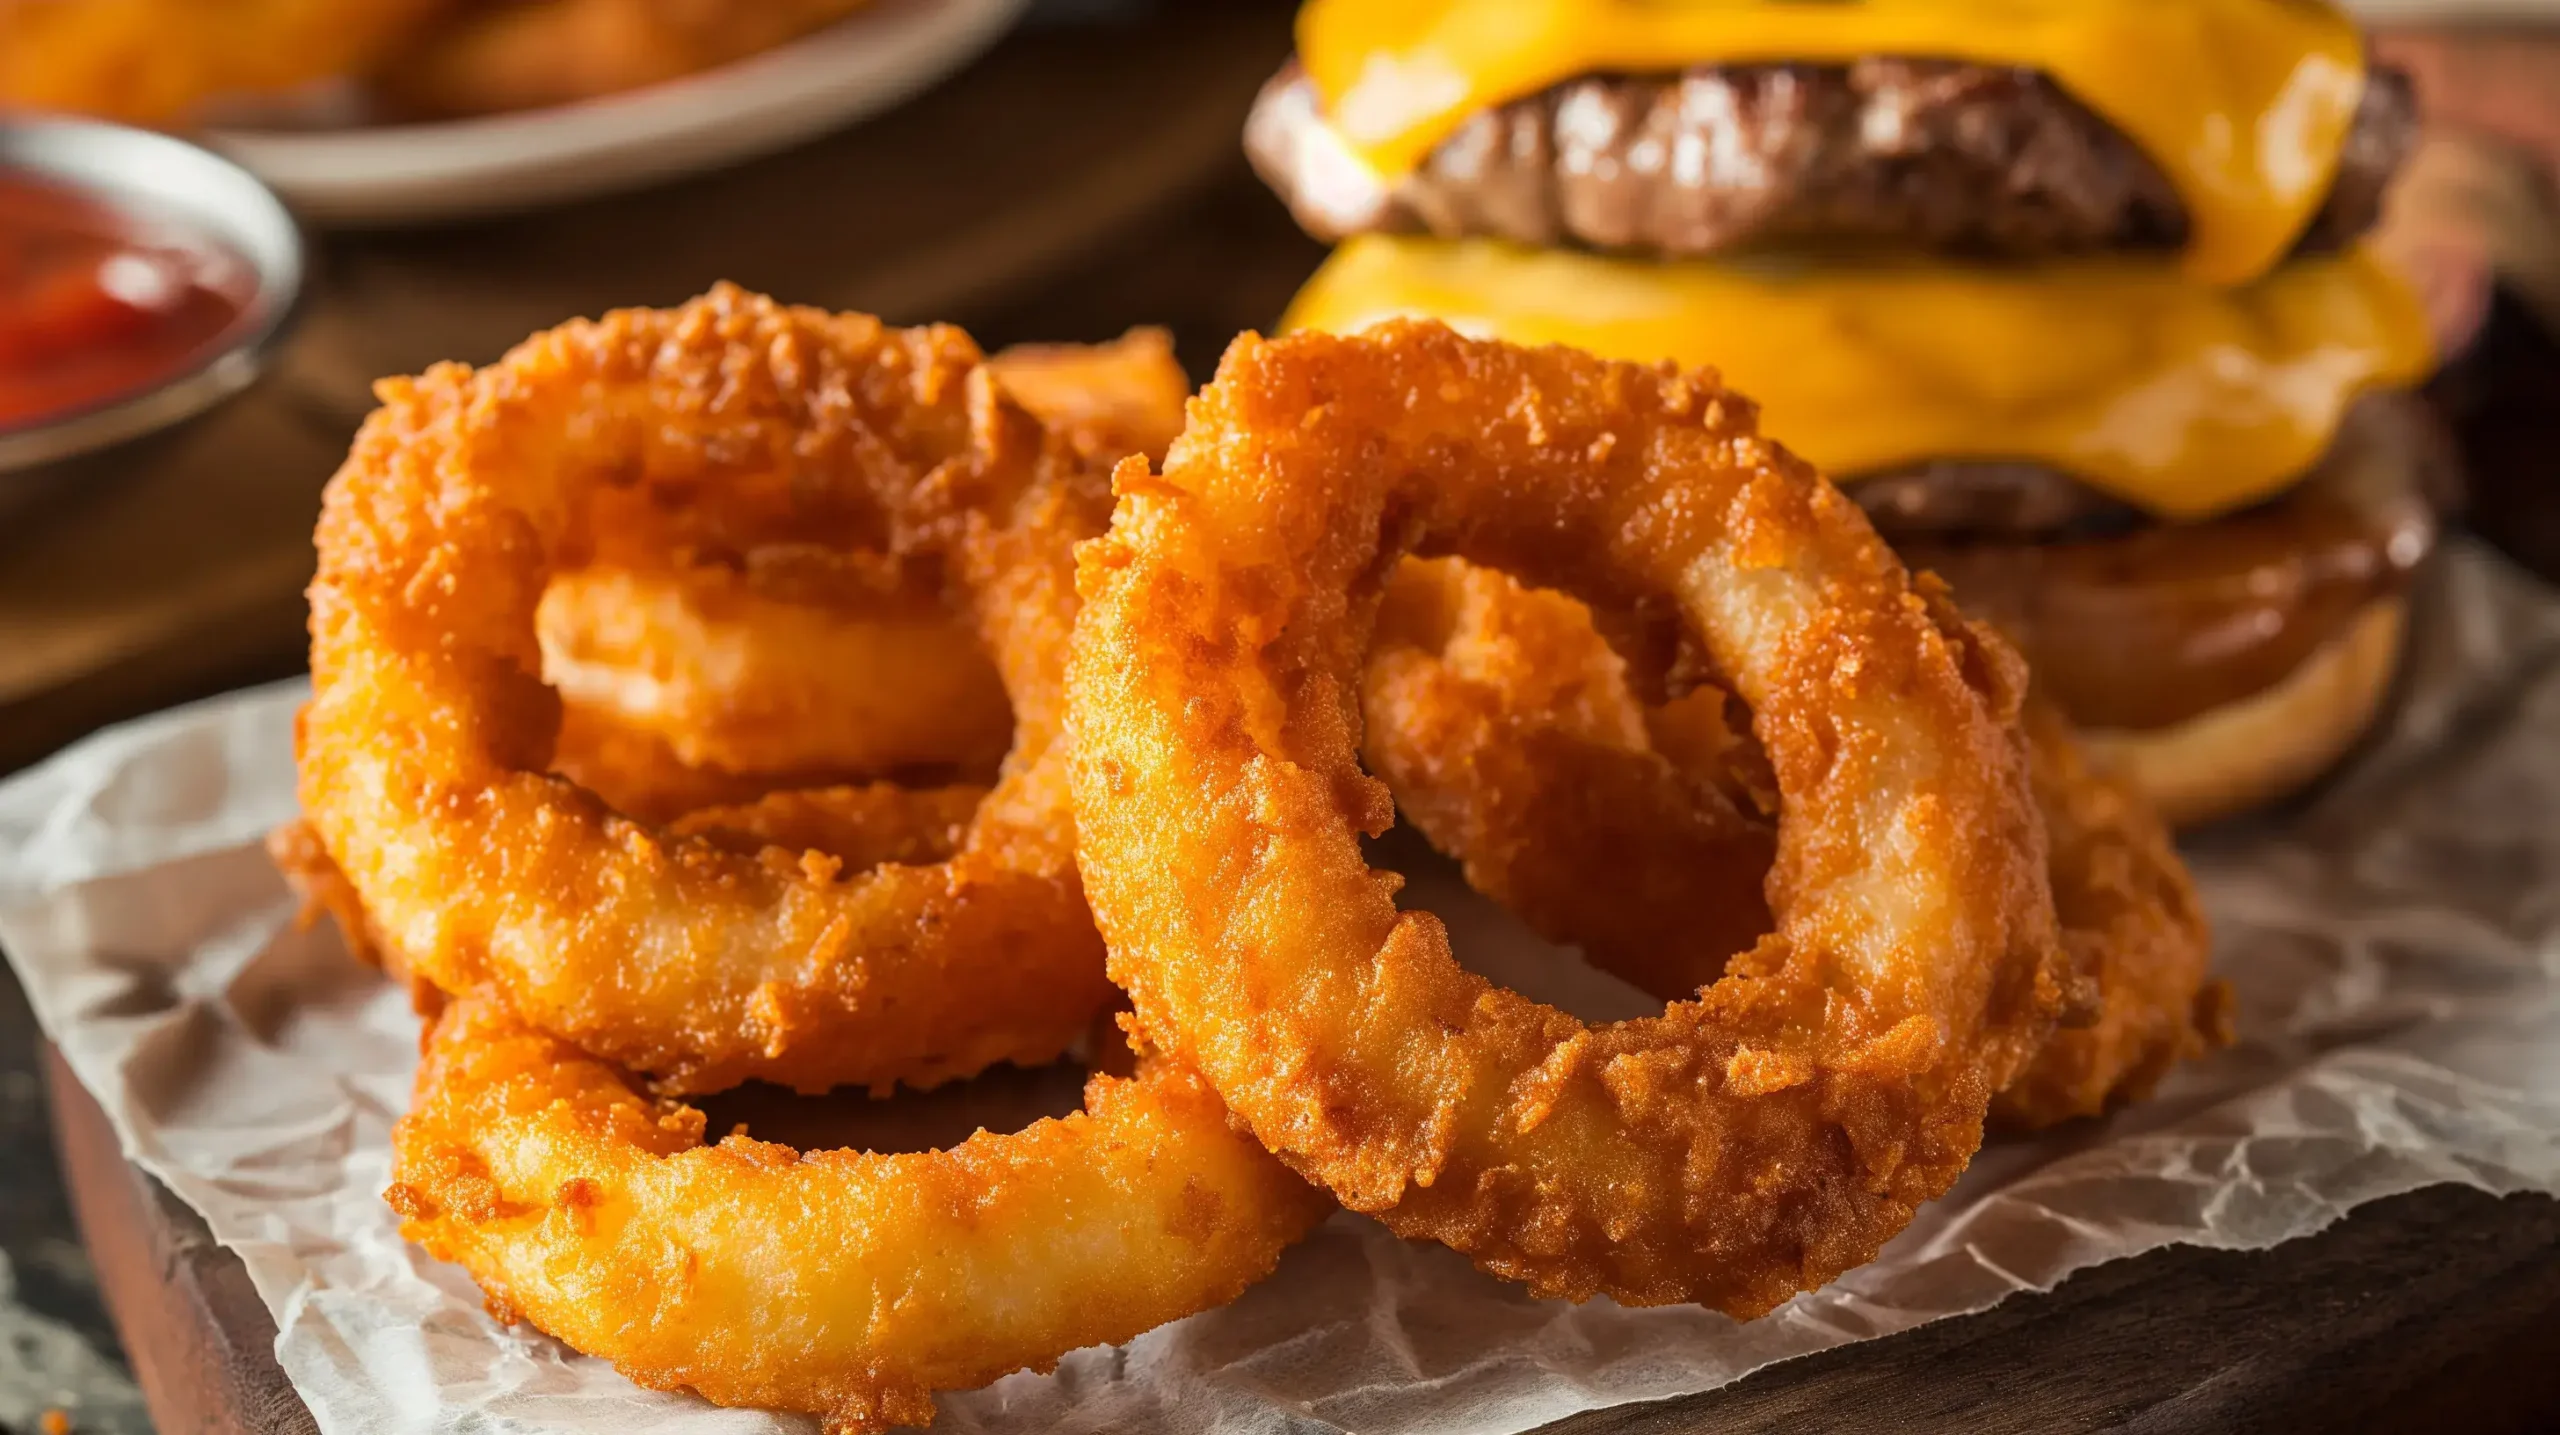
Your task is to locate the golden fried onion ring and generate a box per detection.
[1364,558,2224,1129]
[535,562,1016,784]
[526,331,1190,789]
[984,328,1193,472]
[298,287,1111,1095]
[1363,558,1778,1001]
[543,699,876,825]
[1998,701,2230,1126]
[274,773,987,993]
[391,997,1328,1433]
[1071,322,2071,1310]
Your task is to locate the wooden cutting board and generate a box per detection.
[0,0,1316,773]
[42,1045,2560,1435]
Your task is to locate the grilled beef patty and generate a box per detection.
[1250,58,2415,261]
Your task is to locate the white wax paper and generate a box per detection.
[4,539,2559,1435]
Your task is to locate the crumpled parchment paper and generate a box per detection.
[4,539,2559,1435]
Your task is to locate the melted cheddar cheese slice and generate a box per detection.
[1300,0,2368,287]
[1284,235,2432,520]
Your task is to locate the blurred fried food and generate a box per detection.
[379,0,880,116]
[0,0,452,125]
[0,0,887,124]
[985,328,1193,471]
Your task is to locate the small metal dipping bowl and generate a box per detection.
[0,117,305,506]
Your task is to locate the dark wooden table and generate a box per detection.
[7,3,2560,1431]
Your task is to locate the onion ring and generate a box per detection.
[536,562,1016,784]
[657,780,982,868]
[527,330,1189,790]
[1364,558,2223,1129]
[1997,701,2230,1126]
[985,329,1193,472]
[297,286,1112,1095]
[269,816,396,976]
[390,996,1328,1432]
[1362,557,1777,1000]
[1070,321,2071,1310]
[274,772,985,985]
[542,699,864,825]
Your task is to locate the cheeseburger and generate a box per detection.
[1250,0,2443,826]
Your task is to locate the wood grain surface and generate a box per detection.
[45,1047,319,1435]
[1553,1193,2560,1434]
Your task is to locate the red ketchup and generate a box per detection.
[0,171,254,430]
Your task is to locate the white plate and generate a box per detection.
[207,0,1031,227]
